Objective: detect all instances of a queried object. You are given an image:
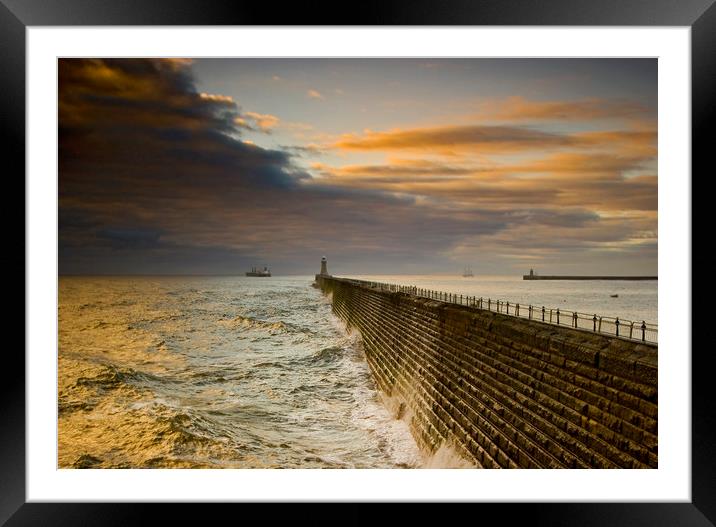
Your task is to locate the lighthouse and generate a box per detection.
[320,256,328,276]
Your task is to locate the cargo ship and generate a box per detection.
[246,266,271,277]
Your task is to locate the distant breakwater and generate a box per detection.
[315,274,658,469]
[523,275,658,281]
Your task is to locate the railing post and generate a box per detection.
[506,301,510,315]
[629,321,634,339]
[642,321,646,342]
[516,303,520,317]
[479,297,483,309]
[529,305,532,319]
[542,306,545,321]
[573,312,577,328]
[615,317,620,337]
[556,308,560,325]
[488,298,491,310]
[598,316,602,332]
[593,314,597,332]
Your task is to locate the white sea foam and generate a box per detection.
[58,275,424,468]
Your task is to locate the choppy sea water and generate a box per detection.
[58,276,422,469]
[58,274,657,469]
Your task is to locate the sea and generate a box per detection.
[58,275,657,469]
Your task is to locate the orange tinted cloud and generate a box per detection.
[575,129,657,157]
[307,89,324,100]
[199,92,234,104]
[235,111,281,133]
[312,148,657,211]
[479,96,651,122]
[333,123,656,156]
[333,125,575,153]
[245,111,280,131]
[505,152,654,177]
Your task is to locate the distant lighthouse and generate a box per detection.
[320,256,328,276]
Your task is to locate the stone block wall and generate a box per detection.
[316,276,658,469]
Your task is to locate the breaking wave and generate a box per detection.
[58,276,423,469]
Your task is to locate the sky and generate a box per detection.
[58,58,657,276]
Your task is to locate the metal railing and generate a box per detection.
[327,277,658,344]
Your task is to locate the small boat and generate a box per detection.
[462,266,474,277]
[610,294,619,298]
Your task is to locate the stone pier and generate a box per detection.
[315,275,658,469]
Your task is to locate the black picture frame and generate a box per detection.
[5,0,710,524]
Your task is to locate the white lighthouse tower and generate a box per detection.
[320,256,328,276]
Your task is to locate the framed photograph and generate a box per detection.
[8,0,710,524]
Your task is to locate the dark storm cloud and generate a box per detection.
[59,59,298,192]
[58,59,508,274]
[95,228,163,250]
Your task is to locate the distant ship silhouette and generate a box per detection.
[462,266,474,277]
[246,266,271,277]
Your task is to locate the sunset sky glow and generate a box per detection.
[59,58,657,275]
